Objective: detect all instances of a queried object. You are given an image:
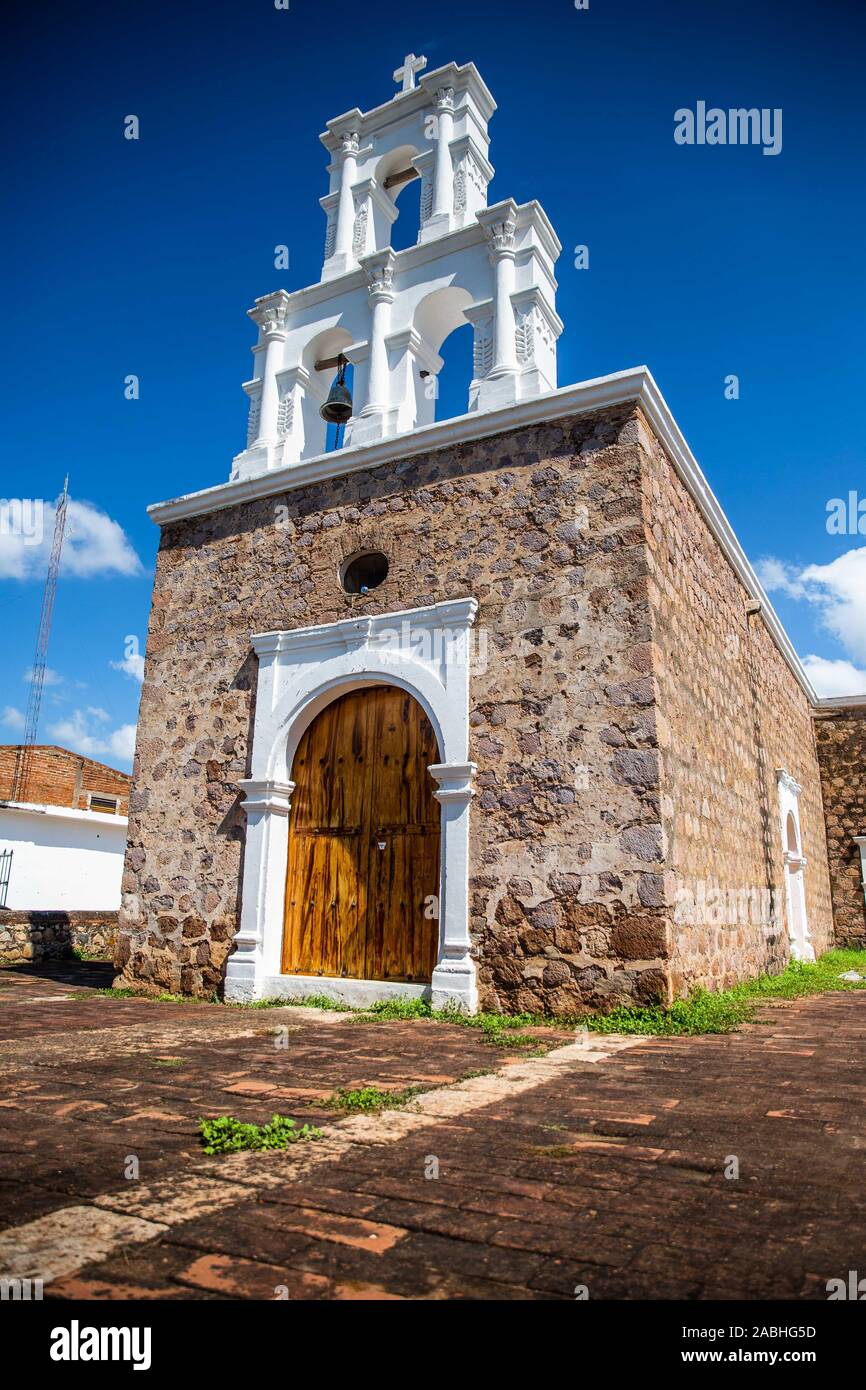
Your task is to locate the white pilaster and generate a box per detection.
[352,249,397,444]
[428,86,455,234]
[249,293,291,451]
[224,779,295,1002]
[334,130,360,257]
[475,204,521,410]
[428,761,478,1012]
[274,365,328,467]
[489,224,518,376]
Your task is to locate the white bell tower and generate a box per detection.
[231,57,563,482]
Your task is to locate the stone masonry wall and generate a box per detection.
[813,705,866,948]
[117,404,672,1013]
[0,911,117,965]
[637,413,834,994]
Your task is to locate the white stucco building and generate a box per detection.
[0,745,129,911]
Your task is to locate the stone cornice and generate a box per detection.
[251,598,478,658]
[248,207,557,323]
[148,365,830,707]
[319,63,496,153]
[813,694,866,710]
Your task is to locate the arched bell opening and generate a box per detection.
[300,327,354,456]
[411,285,475,429]
[374,144,422,252]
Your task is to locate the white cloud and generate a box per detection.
[109,651,145,683]
[46,708,137,767]
[23,665,62,686]
[758,546,866,669]
[0,498,143,582]
[755,556,806,600]
[802,655,866,698]
[1,706,25,731]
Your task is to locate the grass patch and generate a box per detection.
[584,950,866,1037]
[224,993,358,1012]
[93,986,220,1004]
[356,997,431,1021]
[89,948,866,1040]
[358,997,552,1049]
[318,1083,426,1113]
[347,949,866,1039]
[198,1113,322,1154]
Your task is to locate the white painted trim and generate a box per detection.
[0,801,129,829]
[225,599,479,1011]
[814,695,866,710]
[776,768,815,963]
[148,368,648,525]
[854,837,866,915]
[146,365,824,706]
[257,976,430,1009]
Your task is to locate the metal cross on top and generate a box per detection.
[393,52,427,92]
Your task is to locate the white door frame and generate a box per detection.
[225,598,479,1011]
[776,768,815,963]
[855,836,866,916]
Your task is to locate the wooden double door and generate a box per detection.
[282,685,441,983]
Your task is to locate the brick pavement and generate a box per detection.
[0,961,864,1300]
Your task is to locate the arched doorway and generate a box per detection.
[282,685,442,983]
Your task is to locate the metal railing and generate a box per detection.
[0,849,12,909]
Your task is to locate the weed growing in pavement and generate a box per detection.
[316,1084,427,1113]
[198,1114,322,1154]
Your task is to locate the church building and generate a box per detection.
[116,56,866,1014]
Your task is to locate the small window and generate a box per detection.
[341,551,389,594]
[88,794,119,814]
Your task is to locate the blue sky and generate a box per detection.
[3,0,865,770]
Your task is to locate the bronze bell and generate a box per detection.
[319,355,353,424]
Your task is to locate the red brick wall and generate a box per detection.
[0,746,129,815]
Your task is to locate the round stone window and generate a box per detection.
[341,551,389,594]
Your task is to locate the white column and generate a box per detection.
[428,761,478,1013]
[360,251,395,418]
[488,221,518,377]
[249,294,290,448]
[224,778,295,1002]
[333,131,360,260]
[431,86,455,223]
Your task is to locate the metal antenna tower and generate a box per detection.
[10,477,69,803]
